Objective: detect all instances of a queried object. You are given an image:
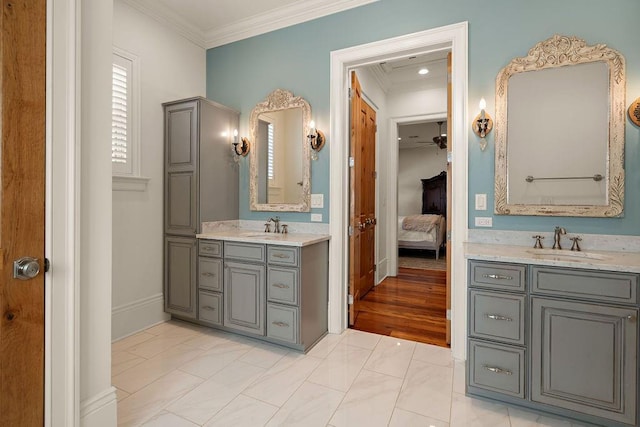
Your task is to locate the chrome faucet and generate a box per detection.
[269,216,281,233]
[552,226,566,249]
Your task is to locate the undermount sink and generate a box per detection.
[526,248,610,261]
[238,231,286,239]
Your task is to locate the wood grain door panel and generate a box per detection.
[0,0,47,424]
[349,71,376,325]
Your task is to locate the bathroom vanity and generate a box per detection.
[185,228,329,352]
[465,243,640,427]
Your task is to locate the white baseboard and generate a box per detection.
[376,258,388,284]
[80,387,117,427]
[112,293,169,341]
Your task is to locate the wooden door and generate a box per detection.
[0,0,47,424]
[445,52,452,345]
[349,71,377,325]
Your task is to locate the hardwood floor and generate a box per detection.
[352,267,448,347]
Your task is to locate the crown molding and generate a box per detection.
[121,0,378,49]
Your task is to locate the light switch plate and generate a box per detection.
[311,213,323,222]
[475,193,487,210]
[311,193,324,208]
[475,217,493,227]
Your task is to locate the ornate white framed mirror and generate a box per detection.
[494,35,626,217]
[249,89,311,212]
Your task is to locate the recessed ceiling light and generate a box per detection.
[418,68,429,75]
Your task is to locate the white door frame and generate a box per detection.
[387,113,447,277]
[47,0,81,424]
[329,22,469,360]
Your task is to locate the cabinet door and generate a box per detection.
[531,297,637,425]
[165,101,198,235]
[165,236,197,319]
[224,261,265,335]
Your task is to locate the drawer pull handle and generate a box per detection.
[483,365,512,376]
[202,305,216,311]
[202,272,216,277]
[202,247,215,252]
[272,321,289,327]
[272,283,290,289]
[482,274,512,280]
[485,314,512,322]
[272,253,291,259]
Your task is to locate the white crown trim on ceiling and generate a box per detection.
[121,0,379,49]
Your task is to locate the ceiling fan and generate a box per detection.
[433,121,447,149]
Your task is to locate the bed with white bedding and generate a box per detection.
[397,214,446,259]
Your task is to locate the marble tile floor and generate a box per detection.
[113,320,589,427]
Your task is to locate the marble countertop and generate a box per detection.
[465,242,640,273]
[196,229,330,247]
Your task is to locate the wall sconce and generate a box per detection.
[307,120,325,160]
[472,98,493,151]
[232,129,250,157]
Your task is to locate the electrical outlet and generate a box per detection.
[311,213,323,222]
[311,193,324,208]
[475,217,493,227]
[475,193,487,210]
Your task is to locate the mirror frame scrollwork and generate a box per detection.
[494,35,626,217]
[249,89,311,212]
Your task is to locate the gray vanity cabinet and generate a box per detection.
[467,260,639,427]
[163,97,239,320]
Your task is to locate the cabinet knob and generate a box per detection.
[627,314,636,322]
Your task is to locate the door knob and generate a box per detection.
[13,257,40,280]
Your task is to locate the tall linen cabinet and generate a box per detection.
[163,97,239,320]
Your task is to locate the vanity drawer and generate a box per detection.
[468,339,525,399]
[224,241,265,263]
[267,303,299,344]
[198,290,222,326]
[199,240,222,257]
[267,266,298,305]
[531,266,638,304]
[469,290,526,345]
[469,261,526,292]
[198,257,222,292]
[267,246,299,267]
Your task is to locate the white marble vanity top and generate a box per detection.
[197,229,330,247]
[465,242,640,273]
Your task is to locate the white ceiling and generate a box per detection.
[121,0,379,48]
[399,121,448,150]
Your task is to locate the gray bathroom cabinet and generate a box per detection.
[195,238,329,352]
[467,260,639,427]
[163,97,239,319]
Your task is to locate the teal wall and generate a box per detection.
[207,0,640,235]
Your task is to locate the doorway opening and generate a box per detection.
[328,22,468,360]
[348,53,451,346]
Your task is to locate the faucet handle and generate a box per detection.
[532,235,544,249]
[264,223,271,233]
[570,236,582,251]
[281,224,288,234]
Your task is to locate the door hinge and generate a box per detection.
[348,88,353,99]
[373,264,377,272]
[446,309,452,320]
[348,294,354,305]
[446,231,452,242]
[349,157,355,167]
[447,151,453,164]
[348,225,354,236]
[373,171,377,179]
[374,124,378,133]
